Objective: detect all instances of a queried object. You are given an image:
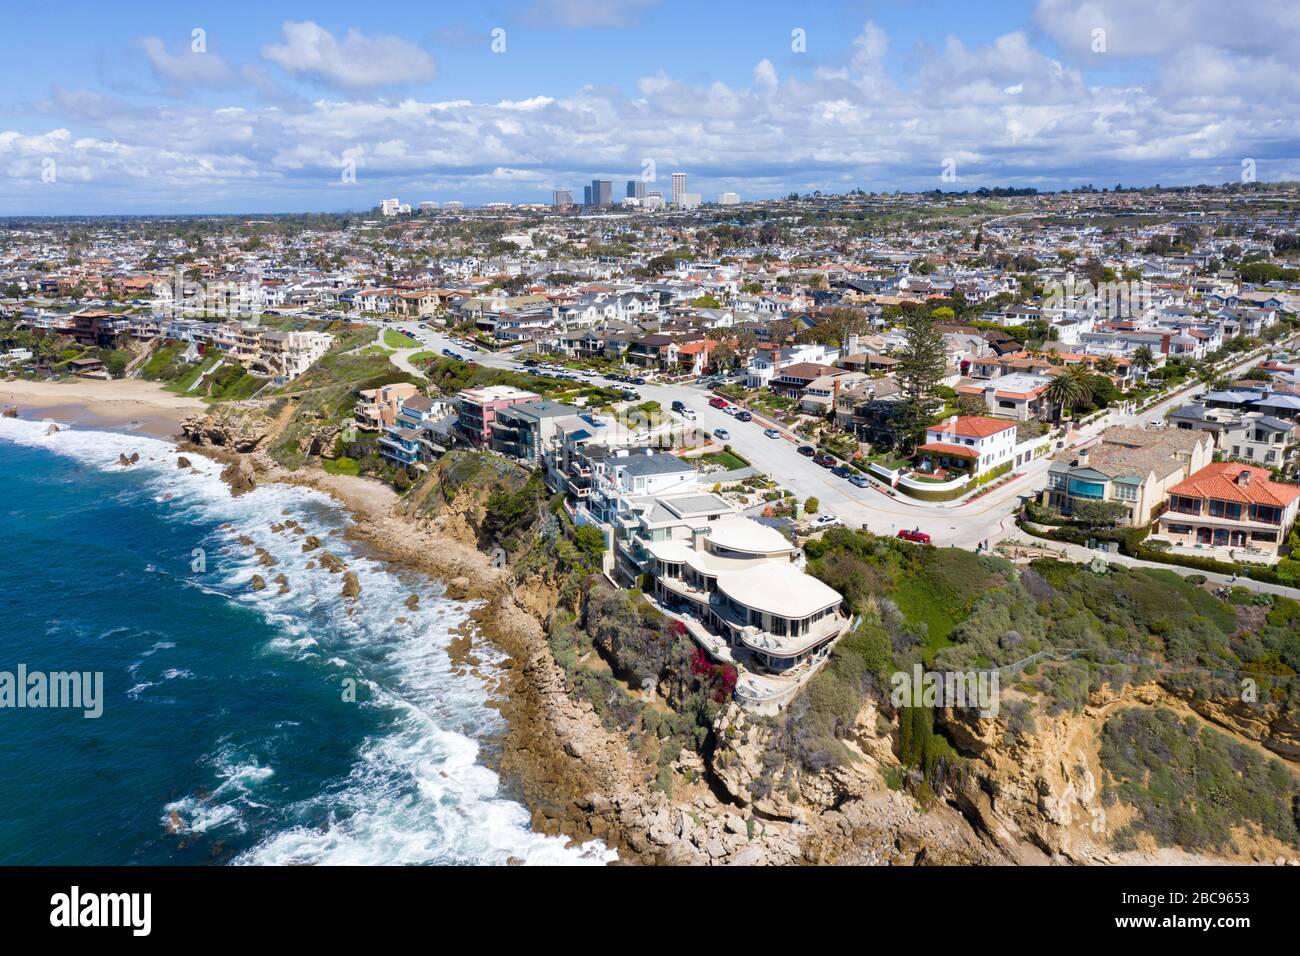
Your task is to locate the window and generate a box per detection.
[1208,499,1242,520]
[1068,478,1106,499]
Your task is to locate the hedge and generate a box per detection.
[1015,515,1298,589]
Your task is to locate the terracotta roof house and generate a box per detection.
[1157,462,1300,557]
[1043,426,1212,527]
[917,416,1019,476]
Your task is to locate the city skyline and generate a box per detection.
[2,0,1300,215]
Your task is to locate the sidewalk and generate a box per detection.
[1000,526,1299,598]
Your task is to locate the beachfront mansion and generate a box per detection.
[554,443,850,713]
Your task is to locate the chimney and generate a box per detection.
[1236,469,1250,486]
[1078,447,1090,467]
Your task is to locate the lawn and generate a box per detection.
[694,450,749,471]
[322,456,362,476]
[383,328,410,349]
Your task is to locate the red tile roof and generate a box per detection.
[932,415,1018,438]
[1168,462,1300,508]
[917,442,979,459]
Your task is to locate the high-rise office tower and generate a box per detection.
[552,189,572,207]
[591,179,612,206]
[627,179,647,200]
[671,172,687,205]
[584,185,592,205]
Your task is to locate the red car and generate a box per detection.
[708,397,730,409]
[897,528,932,545]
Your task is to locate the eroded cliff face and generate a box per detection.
[706,677,1300,866]
[937,682,1300,865]
[708,699,1017,865]
[192,418,1297,866]
[181,408,270,453]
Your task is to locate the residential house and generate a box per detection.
[957,372,1054,421]
[378,395,451,467]
[614,490,850,691]
[1157,462,1300,556]
[453,385,540,446]
[1042,427,1213,526]
[916,415,1019,477]
[356,382,421,431]
[490,399,580,462]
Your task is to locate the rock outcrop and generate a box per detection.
[219,457,257,497]
[181,411,269,453]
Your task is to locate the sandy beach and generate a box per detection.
[0,378,206,437]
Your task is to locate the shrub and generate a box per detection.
[1101,707,1300,852]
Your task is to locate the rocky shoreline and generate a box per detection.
[172,428,1024,865]
[171,412,1300,867]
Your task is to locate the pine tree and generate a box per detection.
[894,312,947,449]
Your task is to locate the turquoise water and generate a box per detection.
[0,417,611,866]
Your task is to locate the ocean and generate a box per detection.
[0,415,612,866]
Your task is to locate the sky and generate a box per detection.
[2,0,1300,215]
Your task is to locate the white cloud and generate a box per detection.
[139,37,239,91]
[1033,0,1300,58]
[6,16,1300,209]
[261,21,437,89]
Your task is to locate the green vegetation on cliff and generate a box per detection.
[1101,707,1299,852]
[779,528,1300,818]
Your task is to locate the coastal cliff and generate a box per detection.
[184,403,1300,867]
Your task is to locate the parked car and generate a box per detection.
[831,465,853,479]
[897,528,932,544]
[708,397,730,409]
[713,428,731,441]
[797,445,815,457]
[671,399,686,412]
[734,410,753,422]
[849,474,870,488]
[681,408,697,421]
[630,377,647,385]
[763,427,780,439]
[811,513,841,528]
[815,453,836,468]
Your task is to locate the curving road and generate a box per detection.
[375,316,1296,553]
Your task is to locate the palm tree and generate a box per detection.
[1045,365,1094,422]
[1132,345,1155,380]
[734,328,759,363]
[1095,355,1118,376]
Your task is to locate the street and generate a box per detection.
[378,318,1296,556]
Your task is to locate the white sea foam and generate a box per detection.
[1,415,614,865]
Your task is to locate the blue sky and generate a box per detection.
[2,0,1298,214]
